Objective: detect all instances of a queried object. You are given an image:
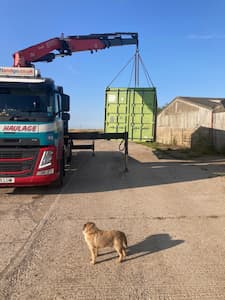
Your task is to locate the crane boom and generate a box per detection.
[13,32,138,67]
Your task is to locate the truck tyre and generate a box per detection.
[54,157,64,188]
[67,144,72,163]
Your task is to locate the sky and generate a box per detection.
[1,0,225,129]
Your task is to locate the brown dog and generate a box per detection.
[83,222,127,264]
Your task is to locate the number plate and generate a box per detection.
[0,178,15,184]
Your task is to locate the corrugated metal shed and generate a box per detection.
[157,96,225,151]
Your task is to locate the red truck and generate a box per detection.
[0,33,138,187]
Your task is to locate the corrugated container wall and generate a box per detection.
[104,87,157,141]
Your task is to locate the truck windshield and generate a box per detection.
[0,87,54,122]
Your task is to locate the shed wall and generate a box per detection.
[157,100,212,147]
[157,100,212,128]
[213,112,225,151]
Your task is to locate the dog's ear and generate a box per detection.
[83,222,95,231]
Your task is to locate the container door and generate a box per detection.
[105,89,129,133]
[105,87,157,141]
[129,89,156,141]
[141,89,156,141]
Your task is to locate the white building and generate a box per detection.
[157,96,225,151]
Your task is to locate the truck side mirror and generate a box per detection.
[62,94,70,112]
[62,112,70,121]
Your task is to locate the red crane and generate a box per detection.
[13,32,138,67]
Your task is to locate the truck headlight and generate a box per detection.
[38,150,53,169]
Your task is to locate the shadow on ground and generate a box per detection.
[96,233,184,264]
[7,148,225,195]
[126,233,184,261]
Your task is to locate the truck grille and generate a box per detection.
[0,148,39,177]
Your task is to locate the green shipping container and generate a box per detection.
[104,87,157,141]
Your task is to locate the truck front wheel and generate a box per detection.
[54,157,65,188]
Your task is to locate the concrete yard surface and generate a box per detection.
[0,140,225,299]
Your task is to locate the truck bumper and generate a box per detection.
[0,172,59,187]
[0,145,61,188]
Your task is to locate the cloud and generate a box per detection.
[187,34,225,40]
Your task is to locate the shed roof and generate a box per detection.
[174,96,225,111]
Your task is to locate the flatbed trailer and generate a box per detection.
[66,131,129,172]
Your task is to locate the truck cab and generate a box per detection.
[0,67,71,187]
